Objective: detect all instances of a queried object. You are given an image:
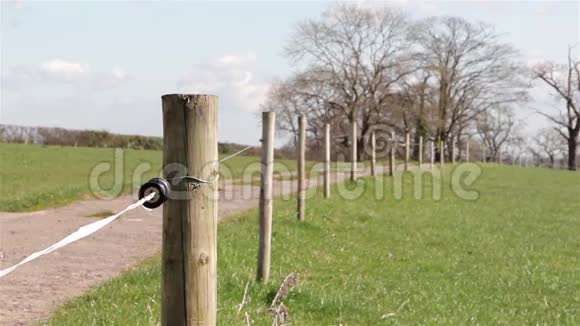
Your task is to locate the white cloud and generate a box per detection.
[177,51,269,113]
[216,51,257,66]
[1,59,129,89]
[111,66,128,80]
[41,59,89,76]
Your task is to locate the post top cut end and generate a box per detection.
[162,94,217,99]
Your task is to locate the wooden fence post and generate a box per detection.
[297,115,306,222]
[370,131,376,176]
[389,131,395,177]
[499,148,503,165]
[257,112,275,282]
[483,145,486,163]
[452,140,456,164]
[351,121,357,181]
[418,136,423,168]
[430,140,434,170]
[161,94,218,326]
[439,138,444,170]
[466,142,470,162]
[404,132,410,171]
[324,123,330,198]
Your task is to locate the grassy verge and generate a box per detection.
[46,166,580,324]
[0,143,303,212]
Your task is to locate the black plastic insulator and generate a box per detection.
[138,177,171,209]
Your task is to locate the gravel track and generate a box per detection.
[0,168,373,325]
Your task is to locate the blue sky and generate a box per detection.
[1,1,579,146]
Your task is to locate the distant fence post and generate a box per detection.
[324,123,330,198]
[297,115,306,222]
[418,136,423,168]
[439,138,444,170]
[389,131,395,177]
[351,121,357,181]
[257,111,275,282]
[483,145,486,163]
[370,131,376,176]
[404,132,410,171]
[430,140,434,170]
[161,94,218,326]
[466,142,470,162]
[499,149,503,165]
[452,139,456,164]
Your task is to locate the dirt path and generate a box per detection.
[0,167,376,325]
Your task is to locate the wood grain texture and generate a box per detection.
[439,138,445,169]
[452,140,457,164]
[419,136,423,167]
[350,122,357,181]
[370,131,376,177]
[430,140,435,170]
[389,131,395,177]
[483,145,487,163]
[161,94,218,325]
[297,115,306,221]
[257,112,275,281]
[404,132,410,171]
[324,123,330,198]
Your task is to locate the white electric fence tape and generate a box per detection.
[0,145,254,280]
[0,193,155,279]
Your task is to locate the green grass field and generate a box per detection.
[46,166,580,325]
[0,143,308,212]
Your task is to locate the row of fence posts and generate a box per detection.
[157,95,510,325]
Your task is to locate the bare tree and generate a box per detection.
[504,135,526,165]
[476,105,517,161]
[532,128,565,168]
[532,46,580,170]
[285,3,412,159]
[410,16,528,160]
[262,71,339,146]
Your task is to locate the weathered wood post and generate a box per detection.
[161,94,218,326]
[430,140,435,170]
[404,132,410,171]
[389,131,395,177]
[418,136,423,168]
[257,112,275,282]
[466,142,470,162]
[482,145,487,163]
[370,131,376,176]
[324,123,330,198]
[350,121,357,181]
[297,115,306,222]
[452,139,456,164]
[439,138,444,170]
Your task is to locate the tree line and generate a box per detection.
[263,3,579,170]
[0,124,163,150]
[0,124,262,157]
